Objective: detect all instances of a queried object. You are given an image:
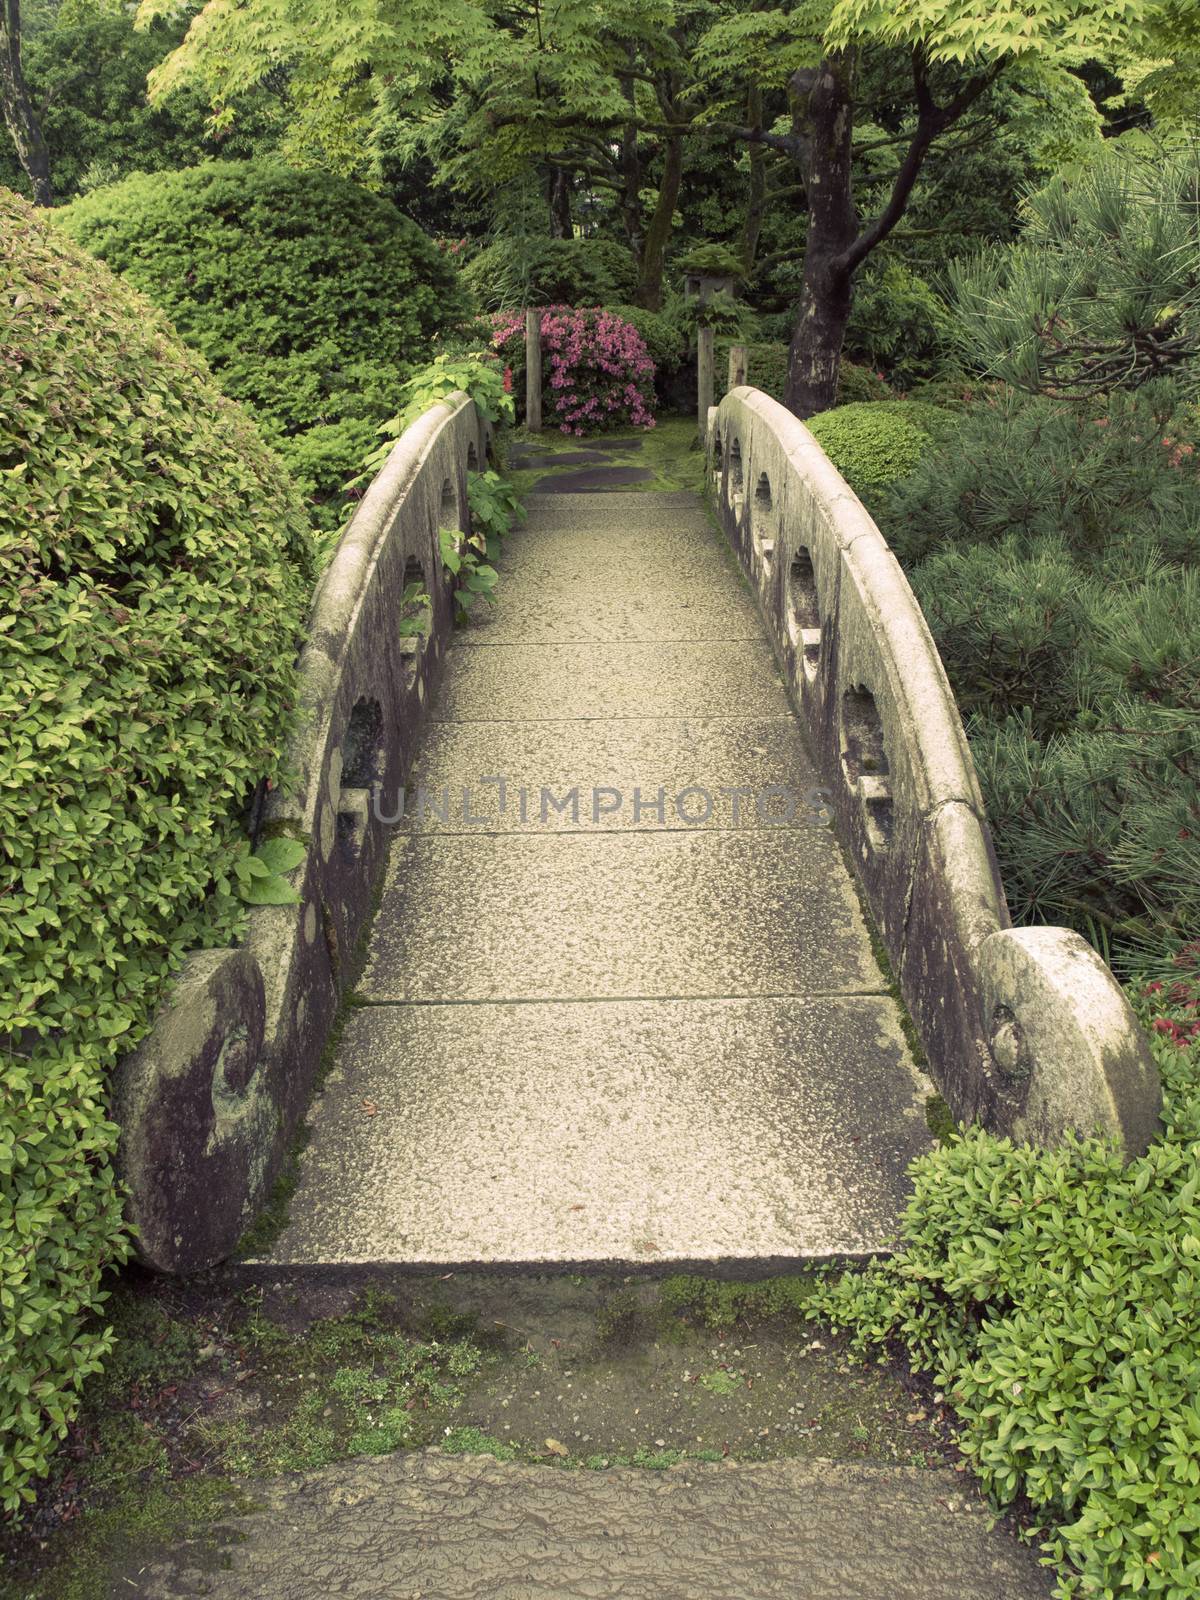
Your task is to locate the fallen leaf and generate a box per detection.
[544,1438,568,1457]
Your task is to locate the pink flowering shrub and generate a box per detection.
[492,306,655,434]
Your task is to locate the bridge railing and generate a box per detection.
[709,386,1160,1155]
[115,393,490,1272]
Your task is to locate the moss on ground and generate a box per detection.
[0,1271,960,1599]
[509,415,706,498]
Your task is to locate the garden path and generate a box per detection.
[259,482,935,1270]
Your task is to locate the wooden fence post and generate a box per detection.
[728,343,748,391]
[525,308,542,433]
[697,325,714,446]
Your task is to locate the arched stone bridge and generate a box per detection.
[116,390,1160,1274]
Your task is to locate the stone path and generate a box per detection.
[261,490,934,1270]
[133,1451,1052,1599]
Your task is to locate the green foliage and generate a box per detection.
[467,469,526,547]
[677,242,746,278]
[609,303,688,378]
[950,146,1200,397]
[0,190,311,1513]
[0,7,279,203]
[845,258,954,389]
[875,382,1200,960]
[813,964,1200,1598]
[441,468,525,623]
[462,235,638,311]
[717,342,892,406]
[909,539,1090,734]
[58,160,468,526]
[827,0,1181,66]
[359,355,514,486]
[806,401,950,495]
[878,385,1200,568]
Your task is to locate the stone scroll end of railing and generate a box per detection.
[114,393,486,1272]
[709,387,1161,1160]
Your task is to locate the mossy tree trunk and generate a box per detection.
[780,49,1003,420]
[547,165,572,238]
[0,0,51,206]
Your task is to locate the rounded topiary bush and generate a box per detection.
[462,236,638,311]
[1,188,312,1510]
[805,400,951,499]
[58,160,468,520]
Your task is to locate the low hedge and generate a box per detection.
[58,160,467,526]
[806,400,950,496]
[1,189,312,1511]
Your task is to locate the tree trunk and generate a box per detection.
[740,84,766,278]
[783,53,857,418]
[547,165,572,238]
[0,0,51,206]
[636,128,682,311]
[619,121,642,258]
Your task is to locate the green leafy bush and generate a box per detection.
[0,10,278,203]
[806,401,951,495]
[0,189,311,1512]
[814,959,1200,1598]
[462,236,637,310]
[609,304,687,378]
[58,161,468,526]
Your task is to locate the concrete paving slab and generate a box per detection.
[521,490,707,531]
[361,829,880,1002]
[531,465,656,491]
[430,641,791,722]
[459,586,761,644]
[397,716,822,832]
[135,1451,1052,1600]
[264,995,929,1266]
[493,524,739,577]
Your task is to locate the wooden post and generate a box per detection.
[728,343,748,392]
[697,325,714,446]
[525,308,542,433]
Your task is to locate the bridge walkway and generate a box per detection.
[262,487,934,1270]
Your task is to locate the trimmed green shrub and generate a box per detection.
[1,189,311,1511]
[806,401,950,496]
[814,964,1200,1598]
[58,161,467,526]
[836,360,895,405]
[462,236,637,311]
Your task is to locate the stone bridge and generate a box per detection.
[116,390,1160,1275]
